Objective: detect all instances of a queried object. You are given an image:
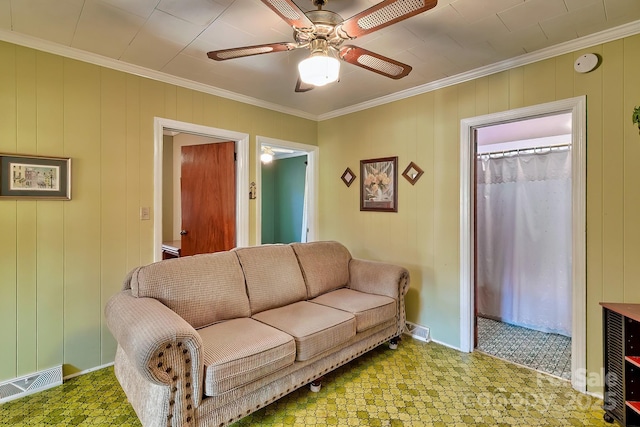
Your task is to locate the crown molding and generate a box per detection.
[0,29,318,122]
[318,19,640,121]
[1,19,639,123]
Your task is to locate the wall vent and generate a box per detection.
[0,366,62,403]
[404,321,431,343]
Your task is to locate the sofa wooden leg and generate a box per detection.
[310,377,323,392]
[389,336,400,350]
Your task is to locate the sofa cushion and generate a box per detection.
[252,301,356,361]
[199,318,296,396]
[127,252,250,329]
[310,288,397,332]
[234,245,307,314]
[291,241,352,298]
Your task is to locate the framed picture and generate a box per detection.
[0,154,71,200]
[341,167,356,187]
[360,156,397,212]
[402,161,424,185]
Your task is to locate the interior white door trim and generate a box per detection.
[153,117,250,262]
[459,96,587,392]
[255,136,319,244]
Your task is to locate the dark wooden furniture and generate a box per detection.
[601,302,640,426]
[162,240,181,260]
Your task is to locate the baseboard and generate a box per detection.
[0,366,63,403]
[63,362,114,381]
[430,338,463,352]
[585,390,603,400]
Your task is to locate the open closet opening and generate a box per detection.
[474,113,573,380]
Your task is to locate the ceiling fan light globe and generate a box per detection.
[298,55,340,87]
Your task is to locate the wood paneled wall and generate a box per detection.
[318,34,640,393]
[0,42,317,380]
[2,33,640,395]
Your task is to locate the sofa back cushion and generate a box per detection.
[234,245,307,314]
[291,241,352,298]
[127,252,250,329]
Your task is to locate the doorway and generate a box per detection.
[474,114,573,379]
[459,96,587,392]
[255,136,319,245]
[153,118,250,262]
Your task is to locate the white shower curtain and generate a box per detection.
[476,148,572,336]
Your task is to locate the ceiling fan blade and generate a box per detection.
[260,0,314,31]
[207,42,298,61]
[339,45,412,79]
[295,78,314,93]
[339,0,438,39]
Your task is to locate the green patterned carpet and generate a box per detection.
[1,338,610,426]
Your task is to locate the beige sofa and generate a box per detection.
[105,241,409,427]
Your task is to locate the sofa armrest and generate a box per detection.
[348,259,410,338]
[348,259,410,299]
[105,290,204,410]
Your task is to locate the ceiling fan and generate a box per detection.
[207,0,438,92]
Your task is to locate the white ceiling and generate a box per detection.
[2,0,640,118]
[477,113,572,145]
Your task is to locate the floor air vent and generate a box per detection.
[405,322,431,343]
[0,366,62,403]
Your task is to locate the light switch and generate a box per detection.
[140,207,150,220]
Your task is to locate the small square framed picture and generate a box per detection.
[341,167,356,187]
[402,162,424,185]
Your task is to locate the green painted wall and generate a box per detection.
[262,156,307,243]
[275,156,307,243]
[317,34,640,393]
[0,41,317,381]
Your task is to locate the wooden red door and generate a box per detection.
[180,141,236,256]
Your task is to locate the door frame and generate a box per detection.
[255,136,319,244]
[153,117,249,261]
[459,96,587,392]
